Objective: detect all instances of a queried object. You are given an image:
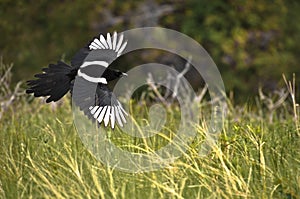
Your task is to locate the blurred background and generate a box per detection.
[1,0,300,102]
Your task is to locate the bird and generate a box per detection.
[26,32,129,129]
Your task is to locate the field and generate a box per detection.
[1,0,300,198]
[0,75,299,199]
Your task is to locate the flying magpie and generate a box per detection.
[26,32,129,129]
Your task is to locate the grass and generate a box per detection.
[0,90,299,199]
[0,60,299,198]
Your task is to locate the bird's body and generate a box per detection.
[27,32,128,129]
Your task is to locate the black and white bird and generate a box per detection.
[26,32,129,129]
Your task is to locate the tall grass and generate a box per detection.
[0,89,299,199]
[0,61,299,199]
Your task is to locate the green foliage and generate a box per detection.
[0,0,125,79]
[1,2,300,197]
[178,0,300,95]
[1,0,300,99]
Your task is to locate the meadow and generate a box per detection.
[0,64,299,199]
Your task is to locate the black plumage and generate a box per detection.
[26,32,128,128]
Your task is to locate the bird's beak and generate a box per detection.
[122,72,128,77]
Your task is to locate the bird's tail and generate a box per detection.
[26,61,75,103]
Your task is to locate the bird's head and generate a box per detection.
[114,70,128,78]
[103,68,128,82]
[116,71,128,77]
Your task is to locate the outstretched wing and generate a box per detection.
[71,47,90,68]
[71,32,128,128]
[72,76,128,129]
[88,32,127,58]
[71,32,127,68]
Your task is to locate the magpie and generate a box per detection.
[26,32,129,129]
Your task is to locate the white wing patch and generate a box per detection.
[77,69,108,84]
[89,102,128,128]
[89,32,128,57]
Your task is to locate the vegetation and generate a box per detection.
[1,0,300,99]
[179,0,300,94]
[1,1,300,198]
[0,62,299,198]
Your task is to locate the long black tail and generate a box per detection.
[26,61,76,103]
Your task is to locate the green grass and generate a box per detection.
[0,94,299,199]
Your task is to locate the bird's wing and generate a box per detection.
[72,76,128,129]
[71,46,90,68]
[88,32,128,58]
[71,32,127,68]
